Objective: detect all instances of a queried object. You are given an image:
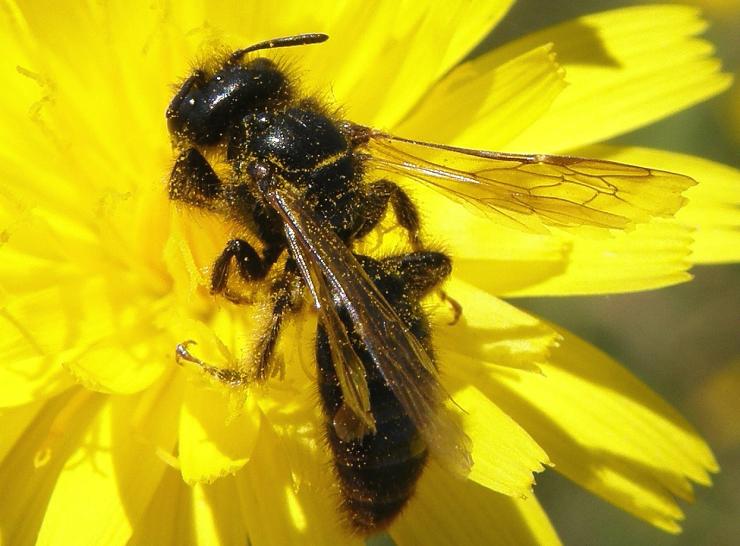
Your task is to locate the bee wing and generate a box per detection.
[291,236,377,441]
[266,180,472,476]
[359,128,695,233]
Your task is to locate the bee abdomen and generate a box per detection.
[329,411,428,533]
[336,451,427,532]
[318,357,429,532]
[315,252,444,534]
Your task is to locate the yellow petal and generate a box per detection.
[236,423,363,546]
[396,43,566,148]
[163,211,226,300]
[36,381,181,545]
[321,2,515,127]
[493,5,733,153]
[434,278,559,373]
[446,216,693,296]
[0,286,86,406]
[0,275,173,404]
[128,466,197,546]
[0,399,44,465]
[192,479,250,546]
[0,362,70,410]
[179,381,261,484]
[468,324,718,532]
[452,384,549,497]
[512,220,692,296]
[432,284,553,495]
[4,0,170,169]
[63,336,167,395]
[576,145,740,264]
[391,462,561,546]
[0,389,104,545]
[0,199,97,295]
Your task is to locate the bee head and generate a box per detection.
[166,58,289,146]
[166,34,328,147]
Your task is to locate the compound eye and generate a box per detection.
[166,70,206,138]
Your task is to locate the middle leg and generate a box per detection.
[251,261,305,381]
[356,179,422,249]
[176,262,304,386]
[210,238,283,297]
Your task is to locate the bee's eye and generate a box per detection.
[166,70,207,138]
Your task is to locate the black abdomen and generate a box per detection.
[316,254,442,533]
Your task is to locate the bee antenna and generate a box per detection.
[228,33,329,64]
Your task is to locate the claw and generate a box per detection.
[175,340,206,366]
[439,290,463,325]
[174,340,249,387]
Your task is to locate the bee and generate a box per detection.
[166,34,694,533]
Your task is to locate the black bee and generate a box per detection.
[166,33,694,533]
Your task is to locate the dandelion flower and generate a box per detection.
[0,2,737,545]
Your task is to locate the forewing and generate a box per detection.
[287,228,376,441]
[360,130,695,233]
[269,181,472,475]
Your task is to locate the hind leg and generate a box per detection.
[382,251,462,324]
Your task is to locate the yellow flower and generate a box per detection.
[0,1,737,545]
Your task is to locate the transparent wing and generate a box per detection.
[268,180,472,476]
[288,230,376,441]
[358,128,695,233]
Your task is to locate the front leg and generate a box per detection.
[168,148,223,208]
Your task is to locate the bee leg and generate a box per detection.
[168,148,223,208]
[381,250,462,323]
[210,239,283,295]
[252,262,304,382]
[382,251,452,297]
[357,180,421,249]
[175,340,250,387]
[176,260,300,386]
[439,291,463,325]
